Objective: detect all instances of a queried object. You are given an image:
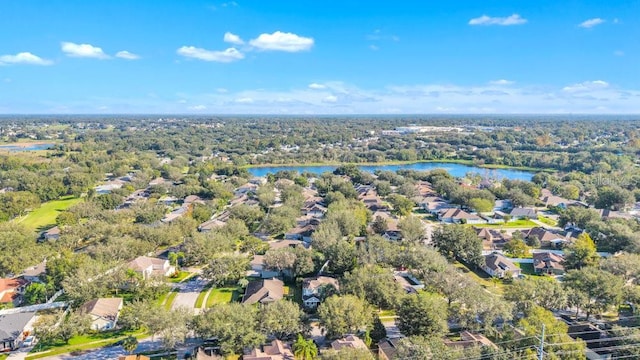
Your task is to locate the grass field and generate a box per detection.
[472,219,537,229]
[195,284,213,308]
[17,196,82,231]
[168,271,192,283]
[206,287,240,307]
[26,330,145,360]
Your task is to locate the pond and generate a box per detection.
[247,162,535,181]
[0,143,55,152]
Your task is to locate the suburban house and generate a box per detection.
[418,196,452,214]
[438,208,484,224]
[482,252,521,278]
[198,218,227,232]
[304,203,328,218]
[444,331,498,350]
[42,226,61,241]
[539,189,587,209]
[21,261,46,283]
[248,255,279,279]
[268,239,305,250]
[126,256,175,280]
[183,195,206,206]
[0,311,37,351]
[331,335,369,351]
[597,209,633,220]
[80,297,124,331]
[0,278,28,305]
[378,338,402,360]
[302,276,339,309]
[525,227,571,248]
[533,252,565,275]
[474,227,510,250]
[118,356,151,360]
[510,207,537,220]
[284,223,316,243]
[244,339,294,360]
[242,279,284,305]
[370,210,401,239]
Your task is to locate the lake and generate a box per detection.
[0,143,55,152]
[248,162,535,181]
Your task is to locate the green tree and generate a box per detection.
[564,233,599,270]
[192,303,265,355]
[397,293,448,337]
[502,239,529,258]
[370,215,388,235]
[318,295,373,339]
[563,267,624,320]
[387,194,414,216]
[23,282,49,305]
[432,224,483,267]
[516,306,586,359]
[259,300,304,339]
[342,265,404,309]
[504,277,567,316]
[203,254,249,286]
[468,197,493,213]
[595,185,634,210]
[121,335,138,354]
[398,215,425,244]
[293,334,318,360]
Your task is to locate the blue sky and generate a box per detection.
[0,0,638,114]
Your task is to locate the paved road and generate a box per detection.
[171,277,209,313]
[37,338,162,360]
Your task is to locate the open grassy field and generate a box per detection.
[17,196,82,231]
[516,262,536,275]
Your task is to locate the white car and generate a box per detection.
[22,336,37,347]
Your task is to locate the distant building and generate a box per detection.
[244,339,294,360]
[242,279,284,305]
[0,311,37,351]
[482,252,521,278]
[444,331,498,350]
[302,276,339,309]
[126,256,175,280]
[331,335,369,351]
[533,252,565,275]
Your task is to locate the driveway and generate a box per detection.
[171,276,209,313]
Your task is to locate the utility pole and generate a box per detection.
[538,324,546,360]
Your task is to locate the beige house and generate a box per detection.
[81,298,124,331]
[126,256,175,280]
[331,335,368,351]
[244,340,294,360]
[242,279,284,305]
[302,276,339,309]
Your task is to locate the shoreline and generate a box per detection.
[0,141,58,147]
[242,159,555,173]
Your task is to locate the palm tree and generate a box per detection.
[121,335,138,354]
[293,334,317,360]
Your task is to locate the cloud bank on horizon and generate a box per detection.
[0,0,637,114]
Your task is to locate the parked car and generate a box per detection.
[23,336,37,347]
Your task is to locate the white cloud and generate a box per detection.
[322,95,338,103]
[235,97,254,103]
[249,31,314,52]
[369,44,380,51]
[579,18,605,28]
[61,42,109,59]
[562,80,609,93]
[489,79,515,86]
[223,32,244,45]
[614,50,624,56]
[469,14,527,26]
[222,1,238,7]
[0,52,53,66]
[115,51,140,60]
[189,105,207,110]
[308,83,326,90]
[177,46,244,62]
[216,88,229,93]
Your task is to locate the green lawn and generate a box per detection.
[206,287,241,307]
[164,291,178,310]
[537,215,558,227]
[516,262,536,275]
[472,219,537,229]
[27,330,145,359]
[168,270,192,283]
[379,309,397,318]
[454,261,505,295]
[17,196,82,231]
[195,284,213,308]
